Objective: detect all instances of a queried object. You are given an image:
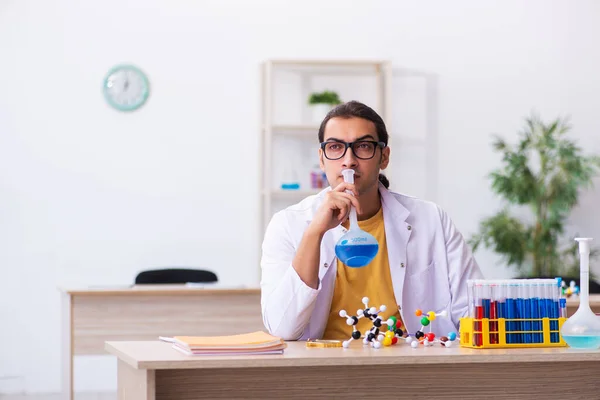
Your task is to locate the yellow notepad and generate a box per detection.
[174,331,284,349]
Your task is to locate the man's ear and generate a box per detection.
[319,149,325,171]
[380,146,391,170]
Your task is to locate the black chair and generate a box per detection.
[134,268,218,284]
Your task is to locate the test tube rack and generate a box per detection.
[460,316,567,348]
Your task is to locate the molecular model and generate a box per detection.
[403,309,457,348]
[561,280,580,298]
[338,297,405,349]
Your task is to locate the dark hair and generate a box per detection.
[318,100,390,189]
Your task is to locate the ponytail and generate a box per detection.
[378,173,390,189]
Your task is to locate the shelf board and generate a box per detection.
[268,189,321,199]
[265,125,320,139]
[268,59,388,66]
[266,59,389,76]
[266,124,319,131]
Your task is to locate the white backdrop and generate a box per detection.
[1,0,600,394]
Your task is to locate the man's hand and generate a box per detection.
[307,182,362,236]
[292,183,363,290]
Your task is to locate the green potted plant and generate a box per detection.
[308,90,342,123]
[469,113,600,286]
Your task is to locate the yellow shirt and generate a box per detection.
[322,206,402,340]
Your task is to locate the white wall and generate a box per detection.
[2,0,600,394]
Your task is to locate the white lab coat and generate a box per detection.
[260,183,483,341]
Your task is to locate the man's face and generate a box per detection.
[319,116,390,195]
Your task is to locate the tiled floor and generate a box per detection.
[0,393,116,400]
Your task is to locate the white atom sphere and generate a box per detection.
[343,341,350,348]
[339,310,347,317]
[380,305,387,312]
[373,341,382,349]
[362,297,369,305]
[444,340,454,348]
[411,341,419,348]
[346,318,354,326]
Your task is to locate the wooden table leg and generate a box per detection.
[117,359,155,400]
[61,293,73,400]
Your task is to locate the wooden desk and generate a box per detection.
[105,340,600,400]
[61,286,262,400]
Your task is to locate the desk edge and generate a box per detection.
[105,342,141,369]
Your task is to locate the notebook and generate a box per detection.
[165,331,287,356]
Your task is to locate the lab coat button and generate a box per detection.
[407,225,412,231]
[400,262,405,268]
[324,263,329,268]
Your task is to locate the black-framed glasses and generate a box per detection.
[320,140,386,160]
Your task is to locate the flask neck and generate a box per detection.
[580,270,590,306]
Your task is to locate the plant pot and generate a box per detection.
[310,103,333,124]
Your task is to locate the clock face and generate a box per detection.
[103,64,150,111]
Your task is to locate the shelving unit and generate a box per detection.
[260,59,393,234]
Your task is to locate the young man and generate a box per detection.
[260,101,483,341]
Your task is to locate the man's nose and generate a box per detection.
[341,146,358,169]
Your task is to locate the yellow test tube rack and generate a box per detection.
[459,317,568,348]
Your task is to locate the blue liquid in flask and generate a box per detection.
[562,335,600,349]
[335,243,379,268]
[334,169,380,268]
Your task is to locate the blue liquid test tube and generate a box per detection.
[544,279,555,343]
[531,279,541,343]
[506,281,516,344]
[560,298,567,318]
[499,280,508,326]
[515,281,523,343]
[542,279,552,342]
[524,280,531,344]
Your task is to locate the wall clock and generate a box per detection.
[103,64,150,112]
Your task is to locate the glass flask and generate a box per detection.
[560,238,600,349]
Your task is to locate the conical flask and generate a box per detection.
[560,238,600,349]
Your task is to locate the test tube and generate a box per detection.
[552,278,560,343]
[490,282,498,344]
[474,281,483,347]
[531,279,541,343]
[513,281,522,343]
[541,279,552,342]
[523,281,532,344]
[482,282,491,345]
[506,280,516,344]
[515,280,523,344]
[498,280,508,321]
[560,298,567,318]
[467,280,474,318]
